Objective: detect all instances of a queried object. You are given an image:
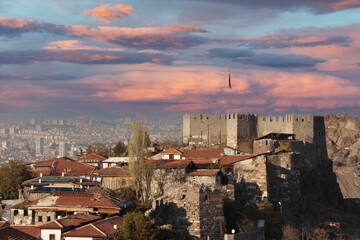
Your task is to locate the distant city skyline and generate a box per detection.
[1,0,360,120]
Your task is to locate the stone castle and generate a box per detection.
[183,113,326,149]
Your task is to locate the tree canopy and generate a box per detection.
[128,121,152,203]
[0,161,32,199]
[113,140,127,157]
[86,142,111,158]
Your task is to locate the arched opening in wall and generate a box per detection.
[204,195,208,201]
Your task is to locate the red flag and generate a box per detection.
[228,69,232,89]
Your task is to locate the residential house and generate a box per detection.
[32,157,96,178]
[62,216,123,239]
[21,175,100,201]
[11,193,122,225]
[77,153,106,168]
[93,167,133,190]
[39,213,101,240]
[102,157,129,168]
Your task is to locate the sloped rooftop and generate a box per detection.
[62,216,123,238]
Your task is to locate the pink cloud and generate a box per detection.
[316,0,360,11]
[43,40,124,51]
[0,17,208,50]
[83,4,133,24]
[1,65,359,115]
[0,17,38,29]
[62,24,207,49]
[72,66,360,114]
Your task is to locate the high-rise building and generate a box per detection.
[35,124,42,131]
[58,142,67,157]
[1,141,8,149]
[9,127,15,135]
[35,138,44,155]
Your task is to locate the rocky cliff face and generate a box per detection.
[324,114,360,199]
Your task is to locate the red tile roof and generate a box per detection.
[186,169,220,176]
[0,221,9,229]
[41,213,101,230]
[182,149,224,159]
[146,160,191,169]
[191,160,215,169]
[94,167,132,178]
[161,148,183,155]
[33,157,96,177]
[28,193,120,209]
[0,225,40,240]
[77,153,106,162]
[219,155,255,167]
[63,216,123,238]
[35,157,74,167]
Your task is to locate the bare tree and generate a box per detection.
[128,121,152,203]
[282,224,299,240]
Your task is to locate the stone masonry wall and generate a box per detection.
[148,183,224,240]
[233,156,268,203]
[184,114,323,154]
[266,153,301,203]
[183,114,227,147]
[233,153,302,204]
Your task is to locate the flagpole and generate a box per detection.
[228,68,231,116]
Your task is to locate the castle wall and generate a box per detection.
[257,115,294,138]
[233,153,301,204]
[183,114,227,147]
[266,153,301,203]
[183,114,326,167]
[233,156,268,203]
[227,114,257,149]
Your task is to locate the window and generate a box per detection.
[24,210,28,216]
[14,210,18,216]
[49,234,55,240]
[47,216,51,222]
[38,216,43,222]
[169,154,174,160]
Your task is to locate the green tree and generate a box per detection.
[0,161,32,199]
[128,121,152,203]
[86,142,111,158]
[121,211,155,240]
[113,140,127,157]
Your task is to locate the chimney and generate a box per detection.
[80,178,83,183]
[40,173,43,177]
[114,225,117,229]
[62,172,65,177]
[39,178,42,183]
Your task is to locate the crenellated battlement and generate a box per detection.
[183,113,323,149]
[258,114,314,123]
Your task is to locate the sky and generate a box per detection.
[1,0,360,120]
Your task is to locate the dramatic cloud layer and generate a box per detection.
[0,1,359,119]
[238,33,352,49]
[0,50,172,65]
[0,18,208,50]
[194,0,360,13]
[83,4,133,23]
[233,53,326,69]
